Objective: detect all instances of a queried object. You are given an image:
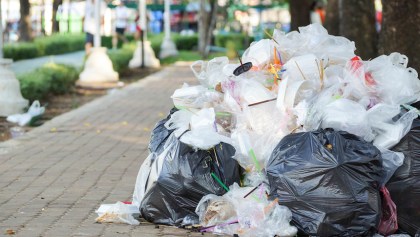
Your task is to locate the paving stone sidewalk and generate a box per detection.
[0,64,212,237]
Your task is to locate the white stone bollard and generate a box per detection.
[0,58,28,116]
[77,47,120,89]
[129,41,160,68]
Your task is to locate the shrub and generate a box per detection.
[3,43,40,61]
[18,72,52,102]
[215,33,254,50]
[37,63,79,94]
[17,63,79,101]
[174,34,198,50]
[107,48,134,73]
[35,34,85,55]
[101,35,135,49]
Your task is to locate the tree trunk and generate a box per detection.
[339,0,377,59]
[19,0,32,41]
[324,0,339,35]
[379,0,420,72]
[52,0,63,33]
[198,0,217,57]
[289,0,312,31]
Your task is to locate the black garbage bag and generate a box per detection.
[140,137,242,226]
[148,107,178,154]
[266,129,383,237]
[387,118,420,235]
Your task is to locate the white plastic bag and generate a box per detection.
[7,100,45,126]
[190,57,229,88]
[95,202,140,225]
[320,98,375,141]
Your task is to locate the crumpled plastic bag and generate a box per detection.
[140,134,241,226]
[95,202,140,225]
[190,56,230,88]
[320,98,375,142]
[7,100,45,126]
[387,118,420,236]
[165,108,232,150]
[273,23,355,65]
[366,53,420,105]
[171,84,222,109]
[267,129,383,236]
[196,183,298,237]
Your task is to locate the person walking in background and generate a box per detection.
[83,0,106,54]
[112,0,129,49]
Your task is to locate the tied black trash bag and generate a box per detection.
[140,136,242,226]
[149,107,178,154]
[387,118,420,235]
[266,129,383,237]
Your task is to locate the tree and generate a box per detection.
[289,0,312,31]
[19,0,32,41]
[198,0,218,57]
[379,0,420,72]
[324,0,339,35]
[52,0,63,33]
[338,0,377,59]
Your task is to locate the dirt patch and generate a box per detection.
[0,68,159,142]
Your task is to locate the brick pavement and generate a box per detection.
[0,64,214,237]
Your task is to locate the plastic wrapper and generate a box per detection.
[196,183,298,237]
[320,98,375,142]
[272,23,355,65]
[372,109,418,149]
[366,53,420,105]
[267,129,383,236]
[171,84,222,109]
[140,134,242,226]
[241,39,273,69]
[387,119,420,236]
[190,57,230,88]
[95,202,140,225]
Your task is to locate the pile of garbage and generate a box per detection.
[98,23,420,236]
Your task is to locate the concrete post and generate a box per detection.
[159,0,178,59]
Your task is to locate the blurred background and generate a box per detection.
[2,0,418,68]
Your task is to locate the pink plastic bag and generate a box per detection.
[378,186,398,236]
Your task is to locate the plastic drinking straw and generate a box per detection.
[248,149,261,172]
[243,183,262,198]
[199,220,239,232]
[211,172,229,192]
[248,98,277,107]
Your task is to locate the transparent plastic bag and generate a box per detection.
[373,109,418,149]
[171,84,222,109]
[196,183,297,237]
[190,57,230,88]
[241,39,273,69]
[95,202,140,225]
[320,98,375,142]
[179,108,232,150]
[366,54,420,105]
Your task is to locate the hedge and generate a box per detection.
[107,46,135,73]
[3,42,40,61]
[214,33,254,50]
[34,34,85,56]
[17,63,79,101]
[4,34,137,62]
